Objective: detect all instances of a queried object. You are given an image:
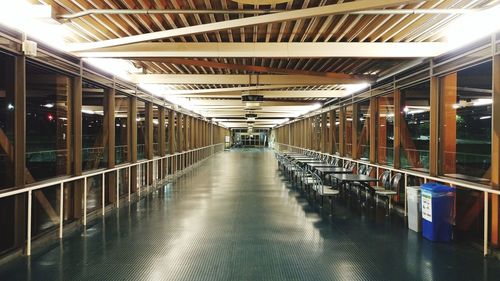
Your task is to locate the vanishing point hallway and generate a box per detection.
[1,149,499,281]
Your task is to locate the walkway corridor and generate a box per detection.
[1,149,500,281]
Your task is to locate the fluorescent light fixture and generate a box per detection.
[0,1,72,51]
[245,102,261,108]
[408,110,425,115]
[84,58,142,80]
[446,5,500,49]
[473,98,492,106]
[43,103,54,108]
[343,83,370,96]
[480,116,492,120]
[82,109,95,115]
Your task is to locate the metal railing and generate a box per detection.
[0,143,225,256]
[274,143,499,257]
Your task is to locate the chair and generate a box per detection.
[375,173,402,214]
[364,166,373,176]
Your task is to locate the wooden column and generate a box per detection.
[72,75,83,220]
[105,88,116,203]
[429,76,439,176]
[370,97,377,163]
[352,104,358,159]
[145,102,153,183]
[14,55,26,250]
[159,108,166,178]
[491,54,500,246]
[129,97,138,192]
[321,113,327,152]
[394,89,401,169]
[339,108,345,157]
[168,110,175,172]
[441,73,458,175]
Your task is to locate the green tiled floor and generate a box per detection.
[1,148,500,280]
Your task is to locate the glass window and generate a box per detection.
[0,52,15,254]
[440,61,492,183]
[82,81,107,171]
[0,52,15,189]
[344,105,353,157]
[137,100,146,160]
[378,93,394,166]
[26,63,70,182]
[357,100,370,160]
[115,93,129,165]
[400,81,430,172]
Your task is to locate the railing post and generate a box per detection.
[116,170,120,208]
[128,167,131,202]
[27,190,32,256]
[83,178,87,226]
[485,191,489,256]
[59,183,64,239]
[102,173,105,216]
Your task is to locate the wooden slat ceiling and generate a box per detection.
[34,0,496,127]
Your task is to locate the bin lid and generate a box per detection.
[421,182,455,193]
[407,186,421,192]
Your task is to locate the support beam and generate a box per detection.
[491,54,500,247]
[129,74,368,85]
[177,90,347,98]
[67,1,421,51]
[147,85,321,95]
[14,55,26,250]
[394,89,401,169]
[74,42,448,59]
[129,97,138,192]
[429,76,439,176]
[126,57,376,79]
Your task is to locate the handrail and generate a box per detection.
[0,144,223,199]
[0,143,224,256]
[274,142,495,257]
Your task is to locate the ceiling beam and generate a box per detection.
[176,90,347,98]
[130,74,365,85]
[187,100,314,106]
[74,42,448,59]
[67,0,417,51]
[129,58,375,80]
[145,84,312,95]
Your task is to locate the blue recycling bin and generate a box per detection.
[421,183,455,242]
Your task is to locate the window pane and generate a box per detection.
[378,93,394,166]
[0,52,15,189]
[137,100,146,160]
[440,61,492,183]
[26,64,70,182]
[357,100,370,160]
[400,82,430,172]
[115,93,129,165]
[344,106,353,157]
[82,81,106,171]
